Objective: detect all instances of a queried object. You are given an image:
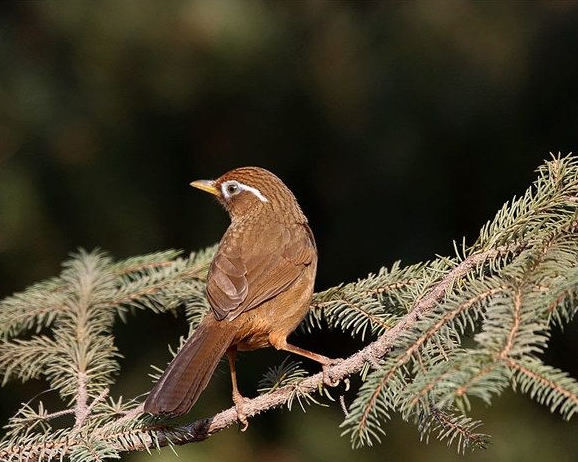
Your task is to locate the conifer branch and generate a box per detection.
[507,359,578,418]
[0,242,507,459]
[128,245,515,451]
[1,155,578,460]
[413,247,511,314]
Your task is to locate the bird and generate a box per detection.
[144,166,336,428]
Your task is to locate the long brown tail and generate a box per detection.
[144,317,235,416]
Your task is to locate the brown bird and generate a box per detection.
[144,166,336,428]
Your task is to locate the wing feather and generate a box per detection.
[206,222,316,321]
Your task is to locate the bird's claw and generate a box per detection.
[322,359,342,387]
[233,395,250,432]
[237,410,249,432]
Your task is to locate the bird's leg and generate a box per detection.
[268,333,341,386]
[226,347,249,431]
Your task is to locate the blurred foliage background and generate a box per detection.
[1,1,578,461]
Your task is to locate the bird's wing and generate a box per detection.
[206,222,316,321]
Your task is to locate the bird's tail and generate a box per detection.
[144,317,235,416]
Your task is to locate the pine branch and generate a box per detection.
[0,244,516,458]
[1,154,578,460]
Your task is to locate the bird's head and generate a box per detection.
[190,167,306,223]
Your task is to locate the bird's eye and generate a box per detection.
[224,182,240,196]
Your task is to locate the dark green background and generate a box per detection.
[1,2,577,461]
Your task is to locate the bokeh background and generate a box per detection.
[1,2,578,461]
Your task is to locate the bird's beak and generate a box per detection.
[190,179,219,196]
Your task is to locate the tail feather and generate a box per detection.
[144,318,235,416]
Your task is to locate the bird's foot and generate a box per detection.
[322,359,342,387]
[233,393,250,432]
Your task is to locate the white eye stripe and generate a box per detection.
[221,180,269,203]
[241,184,269,202]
